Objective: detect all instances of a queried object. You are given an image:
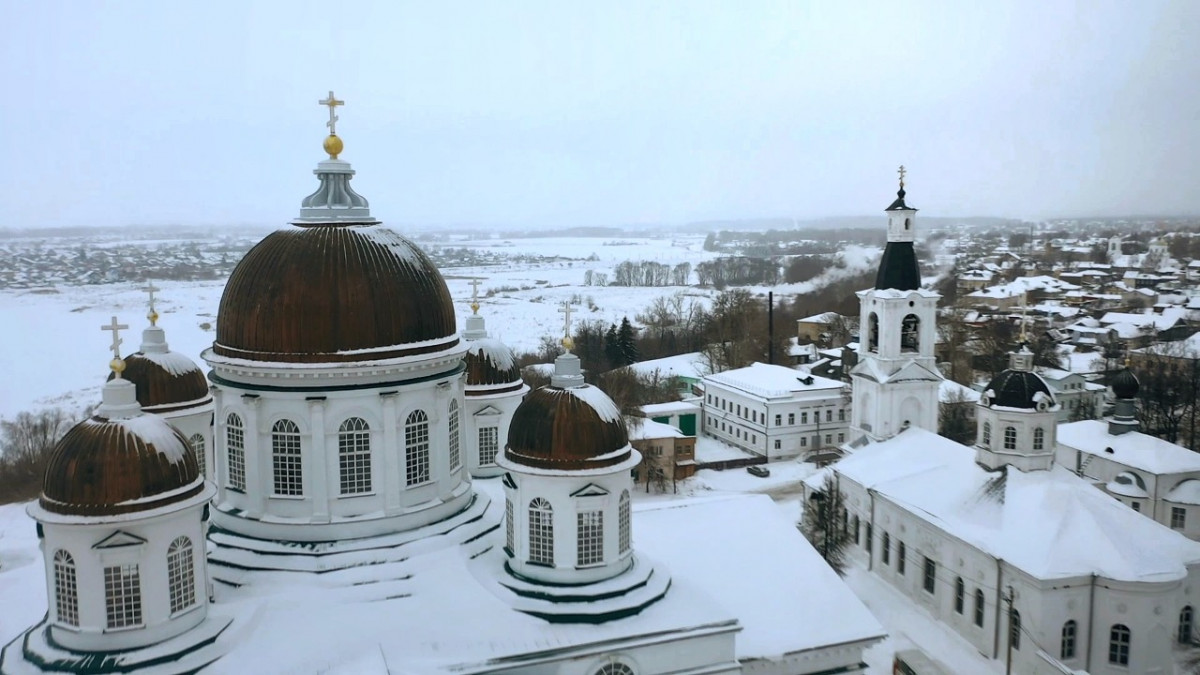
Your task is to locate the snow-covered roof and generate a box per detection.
[705,362,844,399]
[797,311,842,324]
[640,400,701,416]
[837,427,1200,582]
[1099,307,1187,331]
[626,351,708,381]
[628,419,686,440]
[938,379,981,404]
[1166,480,1200,505]
[1057,420,1200,475]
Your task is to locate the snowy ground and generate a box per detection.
[0,234,881,422]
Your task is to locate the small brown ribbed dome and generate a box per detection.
[41,414,202,517]
[212,225,457,364]
[465,339,522,390]
[108,352,210,411]
[506,385,631,470]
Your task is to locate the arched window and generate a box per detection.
[1181,606,1194,644]
[904,217,911,230]
[882,532,891,564]
[1062,620,1077,659]
[104,563,142,629]
[167,536,195,614]
[974,589,985,627]
[271,419,303,496]
[338,417,371,494]
[868,313,880,353]
[505,496,514,555]
[53,550,78,626]
[188,433,206,478]
[595,664,635,675]
[528,498,554,565]
[897,541,907,574]
[226,413,245,491]
[982,421,992,446]
[448,400,461,471]
[1010,609,1021,651]
[901,314,920,352]
[405,410,430,486]
[479,427,499,466]
[1033,427,1045,451]
[578,510,604,566]
[954,577,965,614]
[619,490,631,554]
[1109,624,1131,665]
[1003,426,1017,450]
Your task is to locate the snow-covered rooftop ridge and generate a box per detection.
[837,427,1200,582]
[625,351,708,381]
[627,418,685,440]
[706,362,844,399]
[136,348,202,376]
[640,400,701,416]
[466,337,516,373]
[1057,420,1200,474]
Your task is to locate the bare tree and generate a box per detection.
[802,473,850,575]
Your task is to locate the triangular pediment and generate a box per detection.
[474,405,503,417]
[93,530,147,549]
[570,483,610,498]
[886,360,943,383]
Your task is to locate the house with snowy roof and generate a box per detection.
[807,182,1200,674]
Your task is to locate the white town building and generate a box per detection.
[702,362,849,460]
[808,178,1200,675]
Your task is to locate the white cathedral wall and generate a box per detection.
[464,386,526,478]
[210,371,473,541]
[851,378,937,440]
[41,503,209,652]
[158,404,213,482]
[504,459,637,586]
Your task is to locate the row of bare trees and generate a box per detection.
[0,408,82,503]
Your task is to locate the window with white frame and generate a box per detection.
[619,490,631,554]
[775,414,782,426]
[594,664,635,675]
[1033,427,1044,451]
[1108,624,1130,665]
[338,417,371,495]
[982,421,991,445]
[448,400,461,471]
[577,510,604,566]
[788,413,795,425]
[405,410,431,486]
[271,419,303,496]
[188,433,205,478]
[528,498,554,565]
[1173,506,1187,529]
[1011,610,1021,650]
[505,496,514,554]
[226,413,245,491]
[104,563,142,629]
[167,536,195,614]
[479,427,499,465]
[1003,426,1017,450]
[1062,620,1077,659]
[53,550,78,626]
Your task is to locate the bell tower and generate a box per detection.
[849,168,942,442]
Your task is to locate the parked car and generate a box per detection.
[746,465,770,478]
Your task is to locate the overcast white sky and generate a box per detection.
[5,1,1199,229]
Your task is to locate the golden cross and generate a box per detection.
[897,165,907,189]
[469,278,483,314]
[319,91,345,135]
[144,281,160,326]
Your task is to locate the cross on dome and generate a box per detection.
[101,315,129,376]
[319,91,344,135]
[469,278,483,314]
[558,301,577,351]
[144,281,161,326]
[897,164,906,189]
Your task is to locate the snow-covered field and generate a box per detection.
[0,234,878,421]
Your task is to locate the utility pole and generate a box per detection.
[1004,585,1015,675]
[767,291,775,365]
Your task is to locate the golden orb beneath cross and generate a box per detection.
[324,134,343,159]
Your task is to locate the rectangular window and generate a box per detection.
[882,533,890,565]
[1131,501,1141,513]
[898,542,907,575]
[226,422,245,491]
[577,510,604,566]
[774,439,781,450]
[974,590,986,627]
[104,564,142,629]
[826,410,833,422]
[505,497,514,554]
[838,432,845,443]
[775,414,782,427]
[788,413,795,425]
[1173,506,1187,529]
[839,409,846,422]
[801,437,807,447]
[801,412,808,424]
[825,434,832,445]
[923,557,936,594]
[272,424,303,496]
[479,427,499,466]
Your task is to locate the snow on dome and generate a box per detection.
[211,224,457,364]
[112,350,210,410]
[982,368,1055,410]
[465,338,521,388]
[1167,479,1200,506]
[505,383,631,470]
[40,413,202,517]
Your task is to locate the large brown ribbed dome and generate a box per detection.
[212,224,457,363]
[465,339,523,392]
[41,414,202,517]
[506,385,631,470]
[108,352,210,411]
